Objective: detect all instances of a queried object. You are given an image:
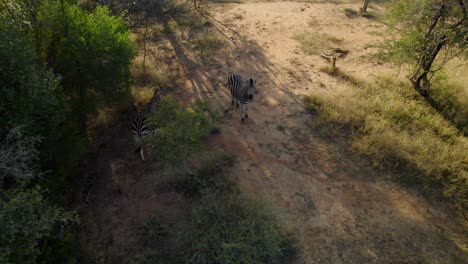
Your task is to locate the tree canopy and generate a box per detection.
[384,0,467,96]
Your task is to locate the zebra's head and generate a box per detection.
[245,78,257,102]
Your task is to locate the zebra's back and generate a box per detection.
[227,74,246,101]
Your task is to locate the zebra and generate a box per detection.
[227,73,257,121]
[131,87,164,161]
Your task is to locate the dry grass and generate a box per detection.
[131,86,158,107]
[344,8,359,18]
[293,32,344,56]
[305,76,468,218]
[319,66,362,86]
[131,62,177,88]
[192,29,224,57]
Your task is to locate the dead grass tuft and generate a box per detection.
[293,32,344,56]
[131,62,176,88]
[344,8,359,18]
[192,29,224,57]
[319,66,362,86]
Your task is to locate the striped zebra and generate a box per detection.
[227,74,257,121]
[131,87,164,161]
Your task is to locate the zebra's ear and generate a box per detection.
[250,78,254,85]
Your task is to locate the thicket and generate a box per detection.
[305,76,468,218]
[0,0,135,261]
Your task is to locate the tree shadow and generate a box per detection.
[142,6,468,263]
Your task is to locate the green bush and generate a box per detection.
[0,188,77,263]
[147,97,218,168]
[305,76,468,217]
[0,14,85,194]
[182,193,292,264]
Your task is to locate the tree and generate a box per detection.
[1,1,136,132]
[0,188,76,263]
[0,13,77,172]
[48,3,136,131]
[361,0,371,13]
[384,0,467,97]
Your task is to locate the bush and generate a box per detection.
[0,126,42,185]
[0,188,77,263]
[147,97,218,168]
[305,76,468,217]
[182,193,292,264]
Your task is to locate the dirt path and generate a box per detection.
[192,2,467,263]
[77,1,466,263]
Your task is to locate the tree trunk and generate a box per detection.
[409,4,447,97]
[142,19,148,74]
[410,38,445,97]
[361,0,370,13]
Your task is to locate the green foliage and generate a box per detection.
[182,193,292,264]
[2,0,136,191]
[0,14,65,139]
[0,188,77,263]
[47,3,136,126]
[0,126,42,186]
[382,0,467,93]
[2,1,136,131]
[54,5,135,93]
[306,76,468,217]
[147,97,218,167]
[1,1,137,260]
[0,14,84,188]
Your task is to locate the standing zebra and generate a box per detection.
[131,87,164,161]
[227,73,257,121]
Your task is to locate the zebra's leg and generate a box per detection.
[231,95,235,106]
[241,104,246,122]
[236,100,240,108]
[140,146,145,161]
[245,104,249,119]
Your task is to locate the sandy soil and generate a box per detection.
[76,1,467,263]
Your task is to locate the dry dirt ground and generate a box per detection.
[77,1,467,263]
